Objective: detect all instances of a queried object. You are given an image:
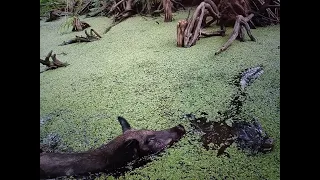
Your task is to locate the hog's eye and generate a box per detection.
[146,137,155,144]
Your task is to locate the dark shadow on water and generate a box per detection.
[190,116,235,157]
[186,65,273,157]
[51,154,161,179]
[188,115,274,157]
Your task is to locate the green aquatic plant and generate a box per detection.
[40,12,280,179]
[58,16,76,34]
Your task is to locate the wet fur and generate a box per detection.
[40,116,185,179]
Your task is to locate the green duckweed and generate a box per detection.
[40,10,280,179]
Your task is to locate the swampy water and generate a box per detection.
[40,10,280,179]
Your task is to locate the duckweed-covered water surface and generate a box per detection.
[40,10,280,179]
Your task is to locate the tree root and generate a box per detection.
[40,50,69,73]
[72,17,90,31]
[44,0,184,25]
[177,19,188,47]
[59,29,101,46]
[77,0,92,15]
[163,0,173,22]
[180,0,221,47]
[215,14,255,55]
[250,0,280,26]
[201,29,226,37]
[176,0,267,55]
[87,0,181,23]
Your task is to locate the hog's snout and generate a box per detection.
[170,124,186,137]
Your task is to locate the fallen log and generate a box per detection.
[40,50,69,73]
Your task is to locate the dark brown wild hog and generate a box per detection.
[40,116,186,179]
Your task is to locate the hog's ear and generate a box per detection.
[118,116,132,133]
[40,168,46,178]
